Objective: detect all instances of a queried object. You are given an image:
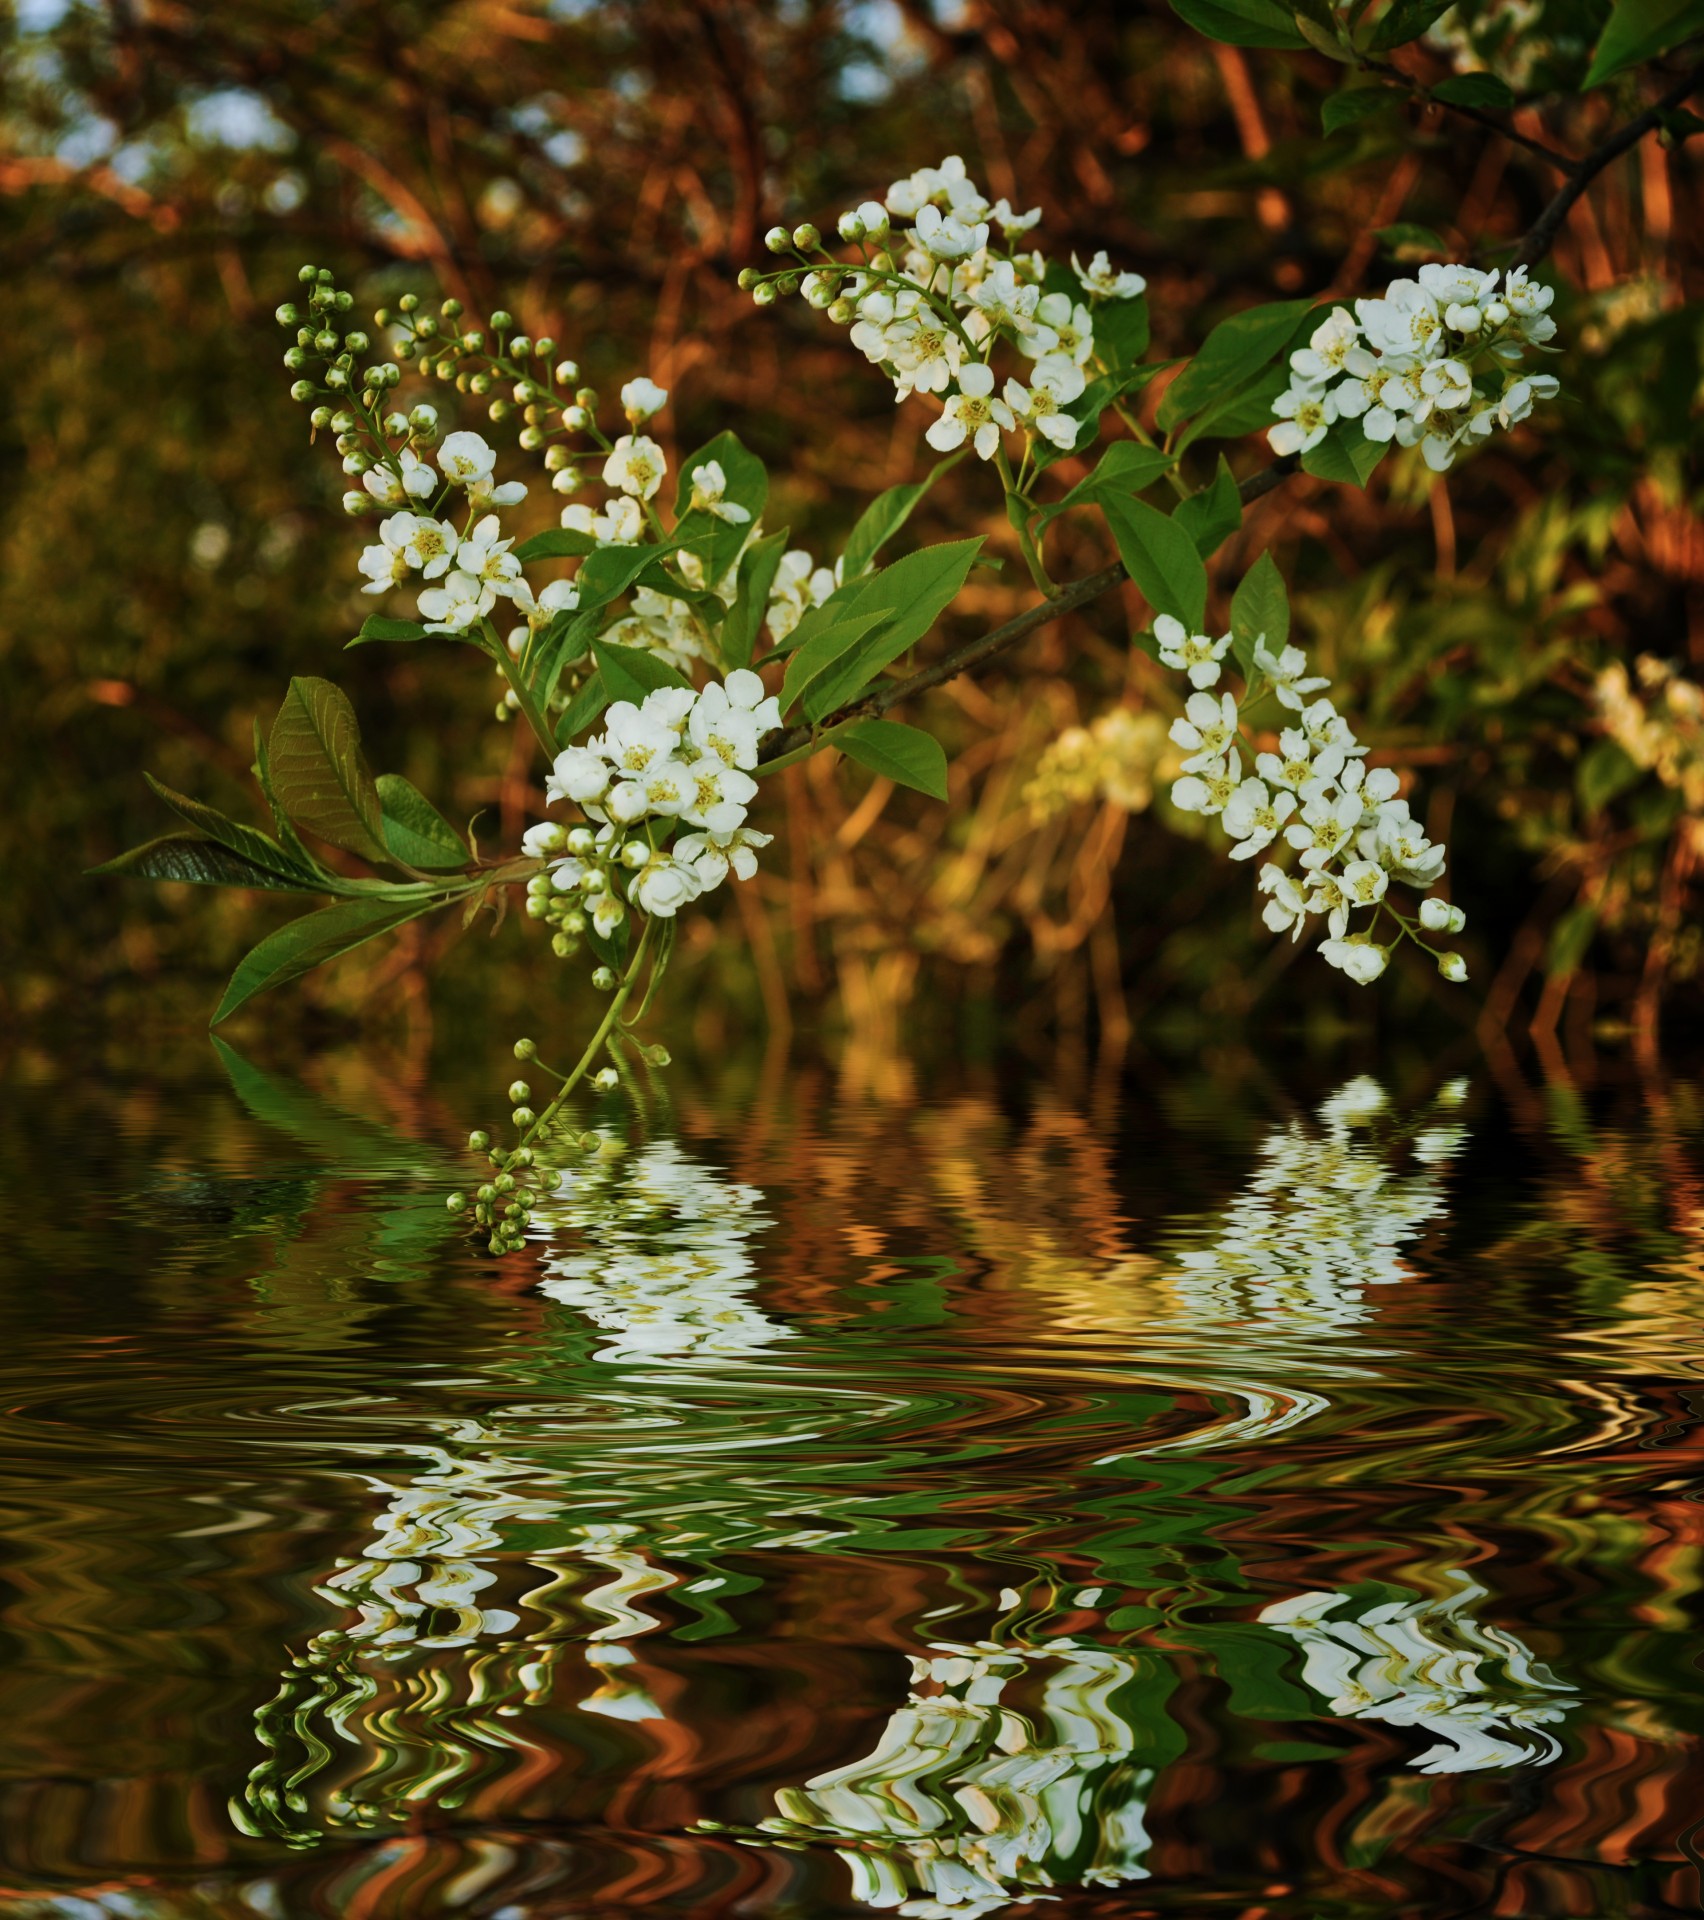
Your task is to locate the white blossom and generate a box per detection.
[437,430,501,488]
[687,460,751,523]
[1155,615,1232,690]
[926,362,1014,460]
[1420,897,1466,933]
[1171,750,1241,816]
[362,447,436,506]
[1259,864,1310,940]
[620,376,669,421]
[1169,689,1239,769]
[417,568,493,633]
[913,201,988,260]
[630,854,704,918]
[1270,382,1339,456]
[1321,936,1389,983]
[1003,354,1085,450]
[1072,249,1146,300]
[1222,778,1296,860]
[602,434,667,501]
[1254,640,1331,710]
[1290,308,1362,386]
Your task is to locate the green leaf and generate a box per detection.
[348,614,430,646]
[1576,738,1642,814]
[1301,418,1389,488]
[836,718,950,800]
[90,832,321,892]
[842,451,966,580]
[213,1038,453,1177]
[1167,0,1309,47]
[1584,0,1704,85]
[1157,298,1316,432]
[576,542,665,609]
[528,606,600,709]
[1178,361,1297,448]
[591,637,693,706]
[778,611,888,717]
[1174,456,1243,558]
[376,774,467,871]
[513,527,599,562]
[1546,900,1599,975]
[801,536,984,721]
[723,527,790,669]
[1101,497,1208,631]
[1369,0,1453,49]
[141,774,322,888]
[1037,441,1177,529]
[1230,551,1289,681]
[1294,11,1355,58]
[252,718,324,878]
[267,677,392,864]
[1095,296,1151,369]
[555,670,610,746]
[212,896,443,1024]
[1322,85,1400,133]
[1432,71,1516,106]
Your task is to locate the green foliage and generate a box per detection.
[1432,72,1517,107]
[590,638,692,704]
[778,612,888,716]
[1369,0,1456,50]
[1167,0,1310,47]
[1157,299,1316,434]
[1036,442,1176,530]
[376,774,468,871]
[1584,0,1704,85]
[1301,420,1388,487]
[800,538,984,720]
[842,453,965,579]
[89,832,320,892]
[837,718,950,799]
[350,614,433,646]
[1174,456,1244,558]
[1231,552,1290,680]
[268,678,392,866]
[213,896,445,1024]
[1101,497,1208,630]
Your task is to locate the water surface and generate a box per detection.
[0,1042,1700,1917]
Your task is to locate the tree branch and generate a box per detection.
[1512,62,1703,267]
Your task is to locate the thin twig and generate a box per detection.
[1359,56,1577,174]
[1512,62,1703,267]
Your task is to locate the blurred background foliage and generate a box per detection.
[0,0,1700,1077]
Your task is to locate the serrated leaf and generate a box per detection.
[376,774,466,871]
[591,637,693,707]
[1369,0,1453,49]
[1174,456,1244,558]
[1101,497,1208,631]
[836,718,950,800]
[141,774,322,888]
[1037,442,1177,529]
[801,537,984,721]
[1301,418,1389,488]
[349,614,431,646]
[212,896,444,1024]
[1157,298,1316,432]
[1432,71,1516,106]
[90,832,321,892]
[1230,551,1289,681]
[267,677,391,864]
[513,527,599,562]
[1584,0,1704,85]
[1322,84,1399,132]
[778,611,888,717]
[843,452,966,581]
[1168,0,1309,46]
[555,670,610,746]
[724,527,790,669]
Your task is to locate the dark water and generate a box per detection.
[2,1038,1702,1917]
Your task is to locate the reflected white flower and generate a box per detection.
[1260,1576,1576,1773]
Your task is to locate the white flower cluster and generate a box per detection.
[1154,615,1465,983]
[749,1633,1158,1914]
[1261,1578,1576,1773]
[355,427,586,636]
[1163,1076,1467,1339]
[533,1138,779,1364]
[528,670,780,928]
[754,154,1146,463]
[1271,263,1560,472]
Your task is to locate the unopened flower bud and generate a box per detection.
[566,827,596,855]
[591,967,617,991]
[507,1080,530,1105]
[310,405,333,429]
[837,209,865,242]
[1438,952,1468,983]
[792,222,820,250]
[511,1106,536,1128]
[752,282,777,308]
[563,404,590,431]
[1485,299,1509,325]
[397,293,419,313]
[646,1044,672,1067]
[827,297,855,325]
[490,308,513,331]
[325,366,349,389]
[764,225,790,253]
[513,1038,537,1061]
[509,333,531,356]
[619,839,650,869]
[345,329,370,354]
[340,489,367,513]
[297,263,318,283]
[592,1067,619,1092]
[554,359,579,384]
[289,380,315,402]
[275,302,300,326]
[446,1191,467,1213]
[737,267,759,290]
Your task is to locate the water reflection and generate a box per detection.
[5,1045,1704,1916]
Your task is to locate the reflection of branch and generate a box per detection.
[1513,63,1703,267]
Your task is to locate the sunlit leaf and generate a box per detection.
[842,451,966,580]
[267,677,392,864]
[1101,496,1208,630]
[836,717,950,800]
[802,537,984,721]
[376,774,467,871]
[1584,0,1704,85]
[1157,299,1315,432]
[591,637,692,706]
[212,895,444,1024]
